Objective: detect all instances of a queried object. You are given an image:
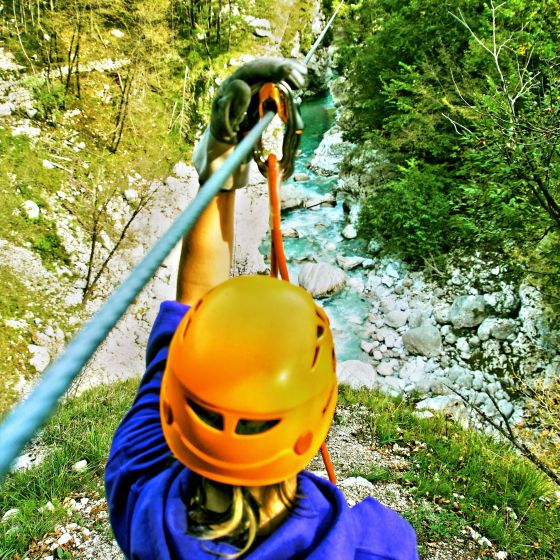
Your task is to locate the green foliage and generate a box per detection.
[339,386,560,557]
[403,504,466,542]
[0,378,139,556]
[358,161,456,264]
[33,231,69,266]
[338,0,560,284]
[21,76,66,118]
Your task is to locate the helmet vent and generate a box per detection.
[162,401,173,425]
[181,319,191,340]
[316,325,324,338]
[311,346,320,368]
[187,398,224,431]
[235,419,280,435]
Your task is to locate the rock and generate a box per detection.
[444,333,457,345]
[306,193,336,209]
[244,16,272,37]
[384,310,408,329]
[111,28,125,38]
[12,123,41,137]
[72,459,88,472]
[57,533,73,546]
[399,358,427,383]
[281,183,308,211]
[360,341,374,354]
[28,344,50,372]
[407,309,424,328]
[22,200,40,220]
[330,76,350,107]
[2,508,19,522]
[336,255,364,270]
[402,324,442,357]
[449,295,488,328]
[497,399,514,419]
[26,107,38,119]
[124,188,139,202]
[298,262,347,297]
[472,371,484,391]
[342,224,357,239]
[490,318,517,340]
[414,410,434,419]
[468,335,481,347]
[456,337,470,354]
[446,365,467,384]
[337,360,377,389]
[282,228,300,238]
[42,159,56,170]
[0,102,14,117]
[477,318,495,341]
[433,303,450,325]
[416,395,465,421]
[293,173,310,182]
[338,476,374,506]
[310,125,355,176]
[381,275,394,288]
[362,258,376,269]
[377,361,396,377]
[367,239,382,254]
[173,161,190,178]
[325,242,337,251]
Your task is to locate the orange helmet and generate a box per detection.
[160,275,337,486]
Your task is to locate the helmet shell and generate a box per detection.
[160,275,337,486]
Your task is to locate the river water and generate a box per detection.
[260,96,370,360]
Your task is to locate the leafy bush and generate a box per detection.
[33,231,69,265]
[358,161,456,264]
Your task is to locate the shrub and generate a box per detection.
[358,161,455,265]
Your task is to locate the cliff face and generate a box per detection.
[0,0,325,412]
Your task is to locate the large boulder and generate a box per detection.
[336,255,364,270]
[309,125,355,176]
[281,183,308,211]
[490,318,517,340]
[449,295,488,328]
[244,16,272,37]
[402,324,442,357]
[337,360,377,389]
[298,262,347,297]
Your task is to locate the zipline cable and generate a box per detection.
[304,0,344,65]
[0,0,345,481]
[0,114,274,480]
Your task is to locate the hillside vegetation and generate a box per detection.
[0,0,316,413]
[335,0,560,327]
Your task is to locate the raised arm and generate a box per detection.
[175,58,307,305]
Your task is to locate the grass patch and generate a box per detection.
[339,386,560,558]
[0,378,139,557]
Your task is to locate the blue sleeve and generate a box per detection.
[353,498,420,560]
[104,300,190,556]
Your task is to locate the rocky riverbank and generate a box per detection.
[297,68,559,432]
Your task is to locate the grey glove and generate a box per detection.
[193,58,307,191]
[211,57,308,144]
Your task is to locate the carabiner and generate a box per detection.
[253,81,303,180]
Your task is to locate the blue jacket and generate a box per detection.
[106,301,419,559]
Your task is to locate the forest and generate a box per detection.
[335,0,559,324]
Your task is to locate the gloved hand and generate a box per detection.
[193,57,307,190]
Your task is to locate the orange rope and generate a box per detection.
[266,153,337,485]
